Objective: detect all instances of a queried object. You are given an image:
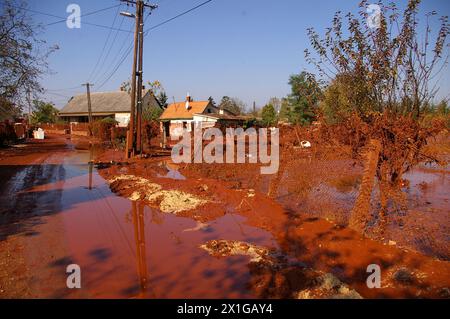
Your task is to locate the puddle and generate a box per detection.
[2,138,449,298]
[156,161,186,180]
[13,148,278,298]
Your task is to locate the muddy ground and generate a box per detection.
[0,134,449,298]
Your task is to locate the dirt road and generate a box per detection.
[0,135,449,298]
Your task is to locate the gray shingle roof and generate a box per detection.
[59,91,131,115]
[59,90,162,116]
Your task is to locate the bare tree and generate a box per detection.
[0,0,58,118]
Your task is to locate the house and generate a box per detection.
[159,94,245,139]
[58,89,161,127]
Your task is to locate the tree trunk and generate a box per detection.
[348,139,381,233]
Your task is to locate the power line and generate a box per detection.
[95,10,153,90]
[90,15,127,83]
[46,4,122,26]
[9,3,131,32]
[46,85,83,92]
[87,4,123,82]
[147,0,213,32]
[45,91,73,99]
[95,0,214,90]
[92,25,135,88]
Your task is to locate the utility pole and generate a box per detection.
[136,1,144,155]
[121,0,158,159]
[82,83,94,136]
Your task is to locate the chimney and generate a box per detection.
[219,108,224,115]
[185,92,191,110]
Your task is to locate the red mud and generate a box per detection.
[0,134,449,298]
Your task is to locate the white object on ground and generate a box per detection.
[300,140,311,148]
[33,128,45,139]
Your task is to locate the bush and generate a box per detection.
[92,117,118,141]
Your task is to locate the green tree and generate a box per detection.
[261,104,277,127]
[218,96,245,115]
[286,71,322,125]
[31,100,59,124]
[435,100,449,116]
[144,106,163,121]
[319,74,355,124]
[278,98,291,121]
[147,80,168,108]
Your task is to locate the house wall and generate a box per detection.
[192,115,218,129]
[168,120,193,138]
[168,116,221,139]
[114,113,130,127]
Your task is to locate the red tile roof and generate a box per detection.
[160,101,211,120]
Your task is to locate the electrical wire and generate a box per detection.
[87,4,124,82]
[46,3,122,26]
[94,0,214,90]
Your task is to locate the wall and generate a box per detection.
[114,113,130,127]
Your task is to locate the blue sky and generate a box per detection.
[23,0,450,109]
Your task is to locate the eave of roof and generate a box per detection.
[159,101,210,120]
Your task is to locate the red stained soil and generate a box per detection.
[0,134,449,299]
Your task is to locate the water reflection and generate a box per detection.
[88,144,93,190]
[131,201,151,298]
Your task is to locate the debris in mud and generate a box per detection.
[107,174,208,214]
[392,267,416,284]
[183,221,209,232]
[200,239,362,299]
[200,239,276,263]
[296,273,362,299]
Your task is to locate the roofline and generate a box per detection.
[166,100,210,107]
[159,117,194,121]
[59,112,128,116]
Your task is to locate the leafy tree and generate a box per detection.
[155,91,168,108]
[208,96,216,106]
[261,104,277,127]
[218,96,245,115]
[143,106,163,121]
[435,100,449,116]
[0,97,20,121]
[304,0,449,233]
[278,98,291,121]
[31,100,59,124]
[268,97,281,114]
[0,0,58,116]
[305,0,448,118]
[286,71,322,125]
[121,79,168,108]
[319,74,355,124]
[147,80,168,108]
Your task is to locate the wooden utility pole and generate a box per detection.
[121,0,158,159]
[82,83,94,136]
[126,2,140,158]
[136,1,145,155]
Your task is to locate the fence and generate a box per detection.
[40,123,70,135]
[70,123,90,136]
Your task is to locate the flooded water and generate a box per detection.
[6,147,278,298]
[1,137,449,299]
